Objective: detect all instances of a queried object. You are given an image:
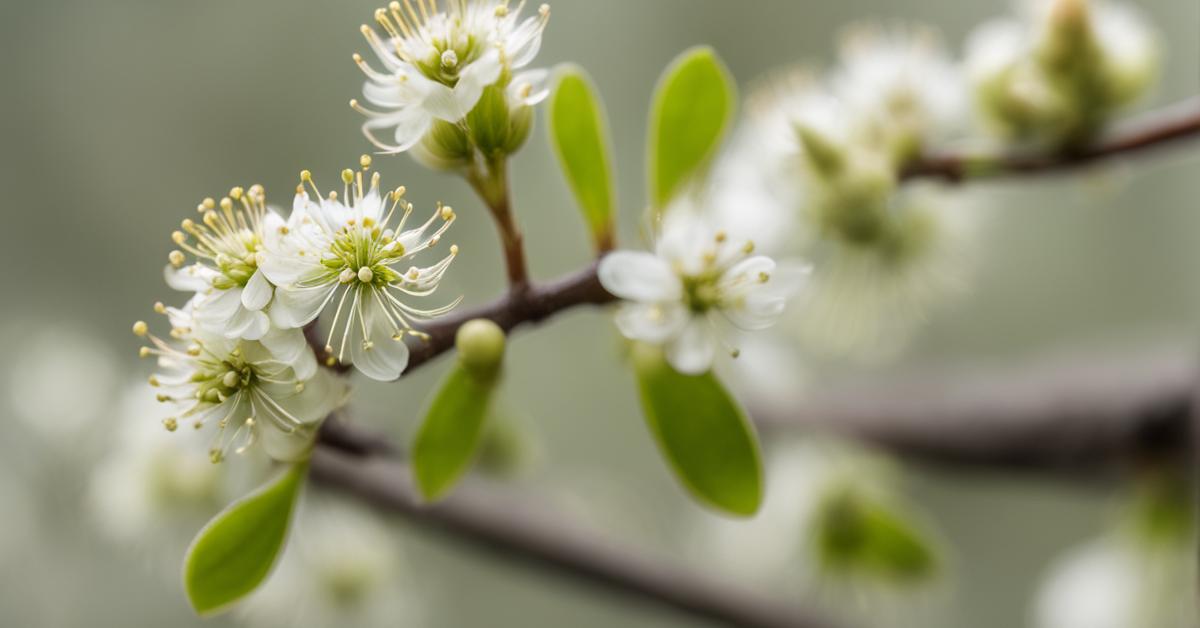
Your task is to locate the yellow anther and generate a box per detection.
[230,186,244,200]
[138,347,151,358]
[341,169,355,184]
[743,241,755,254]
[220,197,234,212]
[360,154,373,169]
[168,250,185,267]
[201,197,216,210]
[171,231,186,244]
[132,321,149,337]
[154,302,166,314]
[715,231,727,243]
[450,244,460,255]
[300,169,312,182]
[440,205,455,220]
[758,271,770,283]
[163,418,178,432]
[148,375,160,387]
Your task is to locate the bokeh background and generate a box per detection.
[1,1,1198,627]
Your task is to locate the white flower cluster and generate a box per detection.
[352,0,551,160]
[966,0,1159,146]
[134,158,461,464]
[713,23,975,360]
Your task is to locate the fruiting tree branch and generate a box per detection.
[308,96,1200,628]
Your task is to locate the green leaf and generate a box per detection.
[548,65,616,250]
[183,462,308,616]
[632,344,762,516]
[814,490,939,583]
[412,365,498,501]
[647,46,736,208]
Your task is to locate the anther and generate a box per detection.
[339,268,357,284]
[132,321,149,337]
[342,169,355,184]
[441,49,459,69]
[358,266,375,283]
[154,302,166,314]
[440,205,455,220]
[138,347,151,358]
[163,418,178,432]
[360,154,373,169]
[169,250,185,267]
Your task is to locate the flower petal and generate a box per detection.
[598,252,682,302]
[241,268,273,311]
[614,302,688,344]
[665,316,717,375]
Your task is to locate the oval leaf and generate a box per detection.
[183,462,308,616]
[632,345,762,516]
[412,366,498,501]
[549,65,616,250]
[647,46,736,208]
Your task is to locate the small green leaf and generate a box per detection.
[183,462,308,616]
[632,344,762,516]
[647,46,736,208]
[412,366,499,501]
[548,65,616,250]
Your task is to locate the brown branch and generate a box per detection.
[756,346,1197,476]
[403,260,615,376]
[903,96,1200,182]
[310,447,839,628]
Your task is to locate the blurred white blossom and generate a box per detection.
[238,496,422,628]
[88,381,268,552]
[7,324,116,444]
[1034,537,1193,628]
[965,0,1160,146]
[714,66,980,361]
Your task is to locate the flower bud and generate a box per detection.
[455,319,506,380]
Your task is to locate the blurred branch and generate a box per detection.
[310,447,840,628]
[756,346,1196,476]
[903,96,1200,182]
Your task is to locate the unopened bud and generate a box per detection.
[456,319,506,380]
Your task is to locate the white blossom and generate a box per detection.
[165,185,282,341]
[88,381,268,551]
[714,72,981,361]
[133,307,346,464]
[598,203,809,375]
[1034,537,1193,628]
[352,0,551,153]
[965,0,1160,142]
[830,23,966,159]
[238,496,422,628]
[259,161,460,381]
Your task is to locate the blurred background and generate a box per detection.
[0,0,1197,627]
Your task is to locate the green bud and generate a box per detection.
[455,318,506,381]
[467,84,512,158]
[504,104,534,155]
[414,120,473,171]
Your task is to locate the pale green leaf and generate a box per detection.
[183,462,307,616]
[647,46,736,208]
[412,366,498,501]
[548,65,616,249]
[632,345,762,516]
